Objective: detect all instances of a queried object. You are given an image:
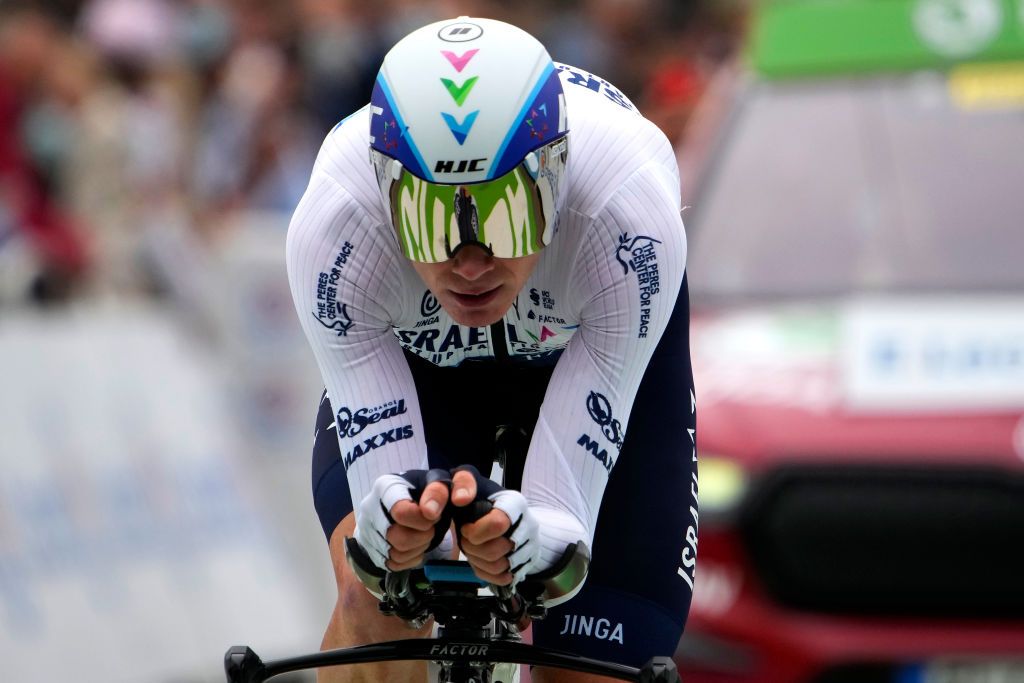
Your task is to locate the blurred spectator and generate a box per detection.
[178,0,234,73]
[59,0,197,295]
[295,0,386,132]
[644,51,706,145]
[79,0,181,66]
[0,4,90,305]
[192,39,320,216]
[639,5,744,146]
[518,0,615,81]
[0,0,740,309]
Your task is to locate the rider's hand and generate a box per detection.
[353,470,452,571]
[451,468,541,586]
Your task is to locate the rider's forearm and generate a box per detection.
[529,505,589,571]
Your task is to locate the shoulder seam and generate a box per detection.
[315,159,383,219]
[586,158,677,222]
[299,166,403,327]
[567,159,680,315]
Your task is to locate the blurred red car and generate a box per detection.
[675,0,1024,680]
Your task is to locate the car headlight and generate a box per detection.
[698,455,749,515]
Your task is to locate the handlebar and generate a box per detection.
[225,640,681,683]
[225,466,681,681]
[345,536,591,631]
[225,492,682,683]
[345,470,592,632]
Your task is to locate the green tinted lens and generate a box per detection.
[390,165,548,263]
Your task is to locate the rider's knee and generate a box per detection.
[333,572,432,642]
[336,567,383,618]
[327,515,431,641]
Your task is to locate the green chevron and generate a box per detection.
[440,76,479,106]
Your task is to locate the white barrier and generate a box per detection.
[0,305,323,682]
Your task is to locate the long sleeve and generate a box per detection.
[286,153,428,512]
[522,160,688,567]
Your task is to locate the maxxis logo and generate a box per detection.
[343,425,414,470]
[577,434,616,473]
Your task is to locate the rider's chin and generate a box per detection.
[445,288,506,325]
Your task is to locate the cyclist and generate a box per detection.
[287,17,697,683]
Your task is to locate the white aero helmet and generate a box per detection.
[369,17,569,263]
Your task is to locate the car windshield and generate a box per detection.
[687,72,1024,301]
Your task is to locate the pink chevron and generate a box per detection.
[441,49,479,73]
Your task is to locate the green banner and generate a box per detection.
[752,0,1024,78]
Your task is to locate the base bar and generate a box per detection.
[226,638,646,682]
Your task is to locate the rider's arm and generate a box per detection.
[286,139,429,515]
[523,152,688,571]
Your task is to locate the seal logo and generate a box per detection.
[586,391,624,450]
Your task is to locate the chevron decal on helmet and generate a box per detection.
[439,45,481,145]
[441,48,478,72]
[441,76,479,106]
[441,110,479,145]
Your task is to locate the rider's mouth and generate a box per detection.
[450,286,501,308]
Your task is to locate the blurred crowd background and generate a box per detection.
[0,0,741,309]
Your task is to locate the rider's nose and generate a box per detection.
[450,246,495,281]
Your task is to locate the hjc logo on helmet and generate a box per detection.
[434,158,487,173]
